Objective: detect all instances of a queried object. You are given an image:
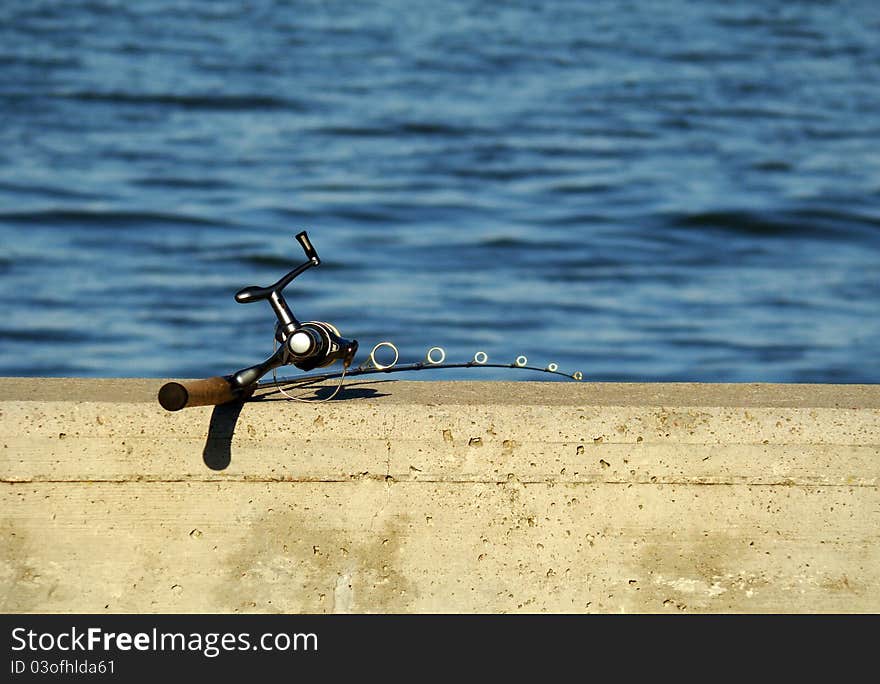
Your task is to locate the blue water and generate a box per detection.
[1,0,879,383]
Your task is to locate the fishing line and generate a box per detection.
[271,336,348,402]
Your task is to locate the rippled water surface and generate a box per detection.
[2,0,879,382]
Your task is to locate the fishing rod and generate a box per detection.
[262,341,581,396]
[158,232,581,411]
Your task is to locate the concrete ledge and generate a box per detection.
[1,378,878,613]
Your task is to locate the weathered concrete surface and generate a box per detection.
[1,378,878,613]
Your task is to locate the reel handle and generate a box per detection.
[233,231,322,334]
[296,231,320,265]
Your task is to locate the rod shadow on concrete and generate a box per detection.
[202,400,245,470]
[252,384,391,403]
[202,384,391,470]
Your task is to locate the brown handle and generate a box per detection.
[158,376,244,411]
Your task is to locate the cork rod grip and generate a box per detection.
[158,376,240,411]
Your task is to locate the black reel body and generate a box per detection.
[231,231,358,384]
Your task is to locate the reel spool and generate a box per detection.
[285,321,354,371]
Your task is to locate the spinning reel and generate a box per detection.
[158,232,357,411]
